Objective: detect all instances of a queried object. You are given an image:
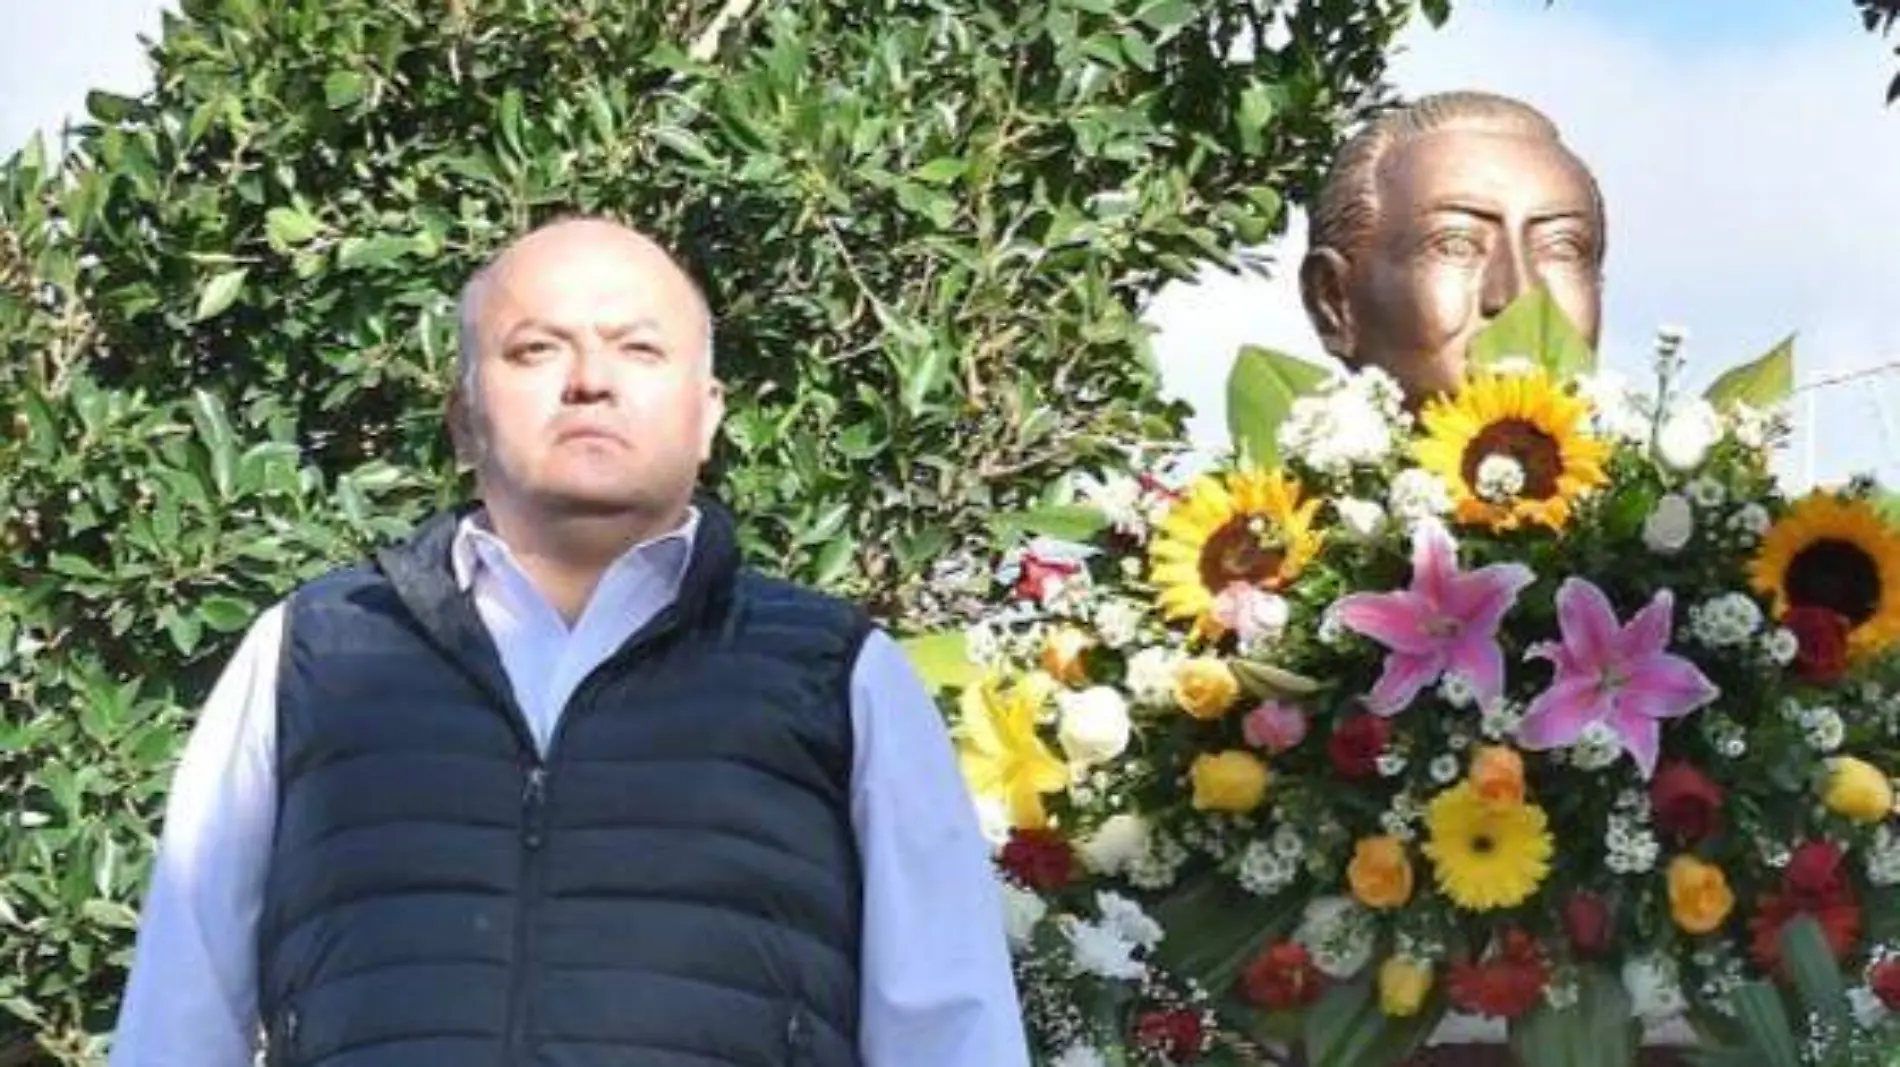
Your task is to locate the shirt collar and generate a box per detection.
[450,506,701,594]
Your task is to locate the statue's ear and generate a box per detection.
[1299,247,1356,364]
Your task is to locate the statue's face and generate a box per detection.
[1325,127,1603,402]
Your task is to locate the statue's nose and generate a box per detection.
[1480,239,1533,316]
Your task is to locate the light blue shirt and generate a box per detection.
[108,508,1029,1067]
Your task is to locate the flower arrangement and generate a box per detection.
[921,295,1900,1066]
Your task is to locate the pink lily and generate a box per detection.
[1516,578,1720,778]
[1334,519,1535,717]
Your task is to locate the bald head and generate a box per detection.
[455,218,715,397]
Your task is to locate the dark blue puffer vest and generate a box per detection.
[256,500,871,1067]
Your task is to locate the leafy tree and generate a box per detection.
[0,0,1446,1060]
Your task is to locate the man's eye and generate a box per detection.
[1538,233,1593,264]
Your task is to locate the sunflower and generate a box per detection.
[955,673,1067,830]
[1148,468,1323,639]
[1421,783,1554,912]
[1414,371,1611,532]
[1751,491,1900,659]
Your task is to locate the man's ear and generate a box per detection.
[446,388,477,469]
[1299,247,1358,364]
[697,378,726,464]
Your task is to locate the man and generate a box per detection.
[109,217,1029,1067]
[1300,90,1607,403]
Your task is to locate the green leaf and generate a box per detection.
[1508,965,1638,1067]
[1779,915,1850,1028]
[899,631,978,695]
[813,535,857,588]
[190,389,238,499]
[899,345,954,414]
[1135,0,1196,33]
[265,206,322,247]
[1230,660,1325,699]
[652,124,718,167]
[1466,286,1597,380]
[912,158,968,184]
[1149,873,1299,994]
[1301,976,1446,1067]
[1226,345,1331,467]
[1726,981,1802,1067]
[85,90,142,124]
[989,504,1109,543]
[1421,0,1453,27]
[198,596,253,634]
[193,268,248,322]
[322,71,366,109]
[1704,334,1795,409]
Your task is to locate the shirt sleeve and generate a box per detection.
[108,603,285,1067]
[847,628,1030,1067]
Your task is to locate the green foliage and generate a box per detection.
[0,0,1442,1058]
[1227,344,1333,467]
[1704,334,1796,410]
[1463,284,1597,380]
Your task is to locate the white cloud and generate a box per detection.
[1147,2,1900,488]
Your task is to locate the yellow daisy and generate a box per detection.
[1751,491,1900,659]
[1421,783,1553,912]
[1414,371,1611,532]
[1147,468,1323,639]
[954,673,1067,829]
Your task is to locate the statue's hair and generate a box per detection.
[1307,91,1607,264]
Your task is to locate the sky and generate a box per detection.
[2,0,1896,487]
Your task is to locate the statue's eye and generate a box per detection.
[1538,232,1593,264]
[1428,231,1486,260]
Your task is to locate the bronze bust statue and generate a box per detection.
[1300,91,1608,403]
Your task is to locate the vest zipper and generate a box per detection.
[505,764,549,1062]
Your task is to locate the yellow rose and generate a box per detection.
[1824,756,1895,823]
[1470,745,1526,805]
[1348,835,1415,910]
[1378,956,1433,1018]
[1666,855,1734,935]
[1175,658,1241,720]
[1190,751,1269,813]
[1040,627,1094,687]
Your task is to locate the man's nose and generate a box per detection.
[1479,237,1533,317]
[562,344,615,402]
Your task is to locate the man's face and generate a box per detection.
[1342,128,1603,401]
[461,224,723,521]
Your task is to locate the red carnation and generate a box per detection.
[1868,959,1900,1011]
[1785,606,1851,685]
[1786,840,1850,908]
[1749,892,1861,973]
[1447,931,1549,1020]
[1328,715,1391,780]
[999,828,1074,892]
[1240,941,1325,1011]
[1650,762,1725,843]
[1562,891,1614,959]
[1133,1008,1205,1062]
[1014,552,1081,603]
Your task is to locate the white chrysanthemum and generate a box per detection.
[1848,986,1889,1030]
[1092,599,1144,650]
[1062,916,1144,980]
[1124,647,1181,708]
[964,622,1002,666]
[1429,754,1461,785]
[1001,882,1047,949]
[1765,628,1800,666]
[1867,826,1900,887]
[1657,398,1723,471]
[1575,369,1652,442]
[1079,813,1151,876]
[1277,375,1401,475]
[1388,468,1452,529]
[1571,721,1625,771]
[1643,493,1695,555]
[1438,671,1478,709]
[1728,401,1780,450]
[1481,700,1523,741]
[1237,841,1300,896]
[1073,471,1146,536]
[1294,897,1375,979]
[1126,833,1188,890]
[1690,593,1763,648]
[1730,503,1773,540]
[973,795,1013,848]
[1376,752,1408,778]
[1687,477,1726,508]
[1095,891,1164,951]
[1336,497,1387,539]
[1622,953,1688,1023]
[1475,454,1527,502]
[1606,814,1660,874]
[1057,687,1132,768]
[1051,1044,1109,1067]
[1806,707,1846,753]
